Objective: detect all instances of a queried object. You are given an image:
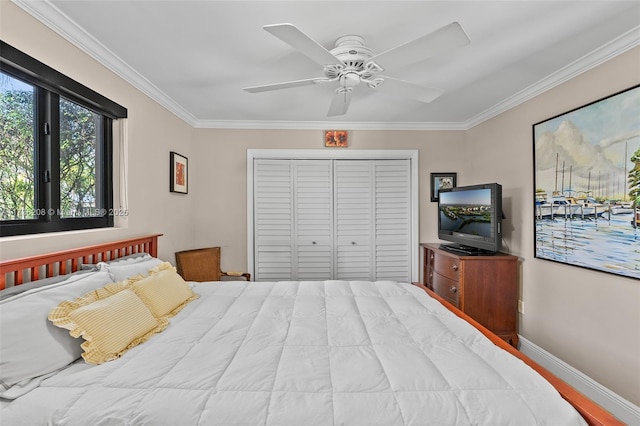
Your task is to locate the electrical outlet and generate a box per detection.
[518,300,524,314]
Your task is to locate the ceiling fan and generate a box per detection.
[243,22,470,116]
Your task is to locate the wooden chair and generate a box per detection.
[175,247,250,282]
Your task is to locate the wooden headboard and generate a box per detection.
[0,234,162,290]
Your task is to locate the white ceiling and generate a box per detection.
[14,0,640,130]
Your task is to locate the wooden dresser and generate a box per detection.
[421,243,519,346]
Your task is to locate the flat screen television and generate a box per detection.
[437,182,502,255]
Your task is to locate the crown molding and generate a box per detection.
[14,0,639,131]
[463,25,640,129]
[193,119,467,131]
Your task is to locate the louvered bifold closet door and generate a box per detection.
[253,159,294,281]
[334,160,373,280]
[294,160,334,280]
[374,159,411,282]
[254,157,411,282]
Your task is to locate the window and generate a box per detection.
[0,41,127,236]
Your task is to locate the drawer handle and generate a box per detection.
[430,253,434,260]
[451,264,459,271]
[312,241,317,245]
[449,286,458,294]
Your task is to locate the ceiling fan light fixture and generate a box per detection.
[340,72,361,88]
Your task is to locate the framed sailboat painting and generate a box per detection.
[533,84,639,279]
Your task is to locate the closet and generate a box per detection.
[252,157,411,282]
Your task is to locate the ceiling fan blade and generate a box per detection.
[367,22,470,71]
[264,23,342,67]
[327,88,353,117]
[377,76,444,103]
[327,89,352,117]
[243,78,323,93]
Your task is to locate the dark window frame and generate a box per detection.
[0,41,127,237]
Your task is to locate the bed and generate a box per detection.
[0,235,622,425]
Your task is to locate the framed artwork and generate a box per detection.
[430,172,457,202]
[170,151,188,194]
[325,130,348,147]
[533,84,639,279]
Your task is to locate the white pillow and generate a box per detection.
[80,252,150,270]
[0,270,113,399]
[0,268,98,301]
[102,255,164,281]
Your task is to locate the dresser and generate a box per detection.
[421,243,519,346]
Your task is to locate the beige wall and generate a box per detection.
[465,47,640,405]
[0,2,197,262]
[191,129,465,271]
[2,0,638,407]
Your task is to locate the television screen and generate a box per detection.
[438,183,502,254]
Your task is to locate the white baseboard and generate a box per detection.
[518,335,640,425]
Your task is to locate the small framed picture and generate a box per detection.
[430,172,457,202]
[170,152,188,194]
[324,130,348,147]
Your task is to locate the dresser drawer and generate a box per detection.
[421,243,519,348]
[423,249,436,290]
[425,269,434,288]
[433,253,461,281]
[432,273,459,307]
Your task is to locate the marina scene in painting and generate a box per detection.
[533,85,639,279]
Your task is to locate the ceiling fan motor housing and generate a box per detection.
[325,35,378,80]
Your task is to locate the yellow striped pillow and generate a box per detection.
[131,262,198,319]
[49,284,168,365]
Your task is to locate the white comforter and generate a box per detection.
[2,280,586,425]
